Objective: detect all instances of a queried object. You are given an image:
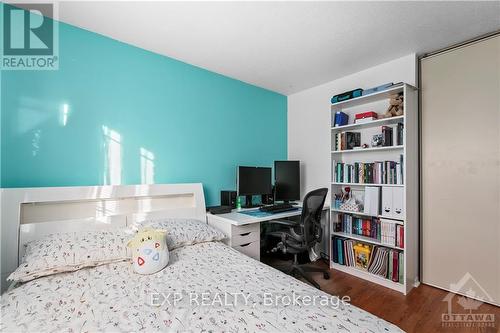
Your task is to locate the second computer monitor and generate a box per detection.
[274,161,300,203]
[237,166,272,207]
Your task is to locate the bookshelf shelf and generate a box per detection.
[331,182,404,187]
[331,84,404,110]
[331,115,404,132]
[330,209,404,224]
[329,83,418,295]
[332,232,404,251]
[331,145,403,154]
[331,262,406,293]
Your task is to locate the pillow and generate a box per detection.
[132,217,226,250]
[127,228,169,275]
[8,229,132,283]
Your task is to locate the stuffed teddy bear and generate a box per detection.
[127,228,169,275]
[383,93,404,118]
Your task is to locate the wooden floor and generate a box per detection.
[265,258,500,333]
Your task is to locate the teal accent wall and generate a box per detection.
[0,19,287,205]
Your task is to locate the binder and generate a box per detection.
[363,186,380,216]
[398,252,404,284]
[392,187,405,219]
[381,186,393,217]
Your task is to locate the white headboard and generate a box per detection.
[0,183,206,290]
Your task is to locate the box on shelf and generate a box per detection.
[362,82,394,96]
[333,111,349,127]
[354,111,378,124]
[331,88,363,104]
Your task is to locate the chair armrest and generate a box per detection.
[267,219,299,227]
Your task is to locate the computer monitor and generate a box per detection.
[237,166,272,208]
[274,161,300,203]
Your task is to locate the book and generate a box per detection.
[346,132,361,150]
[397,123,404,145]
[396,224,404,248]
[382,126,393,146]
[398,252,404,284]
[392,250,399,282]
[388,250,394,279]
[331,159,336,182]
[338,237,344,265]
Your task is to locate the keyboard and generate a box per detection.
[259,203,298,214]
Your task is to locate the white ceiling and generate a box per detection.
[54,1,500,95]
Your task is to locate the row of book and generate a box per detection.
[333,131,361,151]
[332,236,404,284]
[332,237,355,267]
[380,219,404,248]
[332,156,404,184]
[381,124,404,147]
[334,214,380,239]
[334,214,405,249]
[368,246,404,283]
[333,124,404,151]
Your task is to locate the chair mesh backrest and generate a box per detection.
[300,188,328,245]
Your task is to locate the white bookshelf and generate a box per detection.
[329,83,419,295]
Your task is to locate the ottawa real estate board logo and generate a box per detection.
[1,2,58,70]
[442,273,496,328]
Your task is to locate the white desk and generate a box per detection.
[207,207,303,260]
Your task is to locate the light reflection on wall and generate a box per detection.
[102,126,122,185]
[61,104,69,126]
[31,129,41,156]
[140,147,155,184]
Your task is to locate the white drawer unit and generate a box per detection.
[206,214,261,260]
[231,229,259,246]
[233,240,260,259]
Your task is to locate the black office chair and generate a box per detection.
[267,188,329,289]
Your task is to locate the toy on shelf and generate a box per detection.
[354,243,373,269]
[383,93,404,118]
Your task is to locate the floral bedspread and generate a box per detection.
[1,242,402,332]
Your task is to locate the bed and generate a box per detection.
[0,184,402,332]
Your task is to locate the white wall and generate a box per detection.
[288,54,417,201]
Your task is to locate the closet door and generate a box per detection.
[421,35,500,305]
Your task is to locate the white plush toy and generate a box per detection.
[127,228,169,275]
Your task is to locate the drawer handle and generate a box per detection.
[239,232,251,237]
[239,243,251,247]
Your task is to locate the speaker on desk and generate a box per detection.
[221,190,237,208]
[261,185,275,205]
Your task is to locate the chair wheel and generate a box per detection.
[323,272,330,280]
